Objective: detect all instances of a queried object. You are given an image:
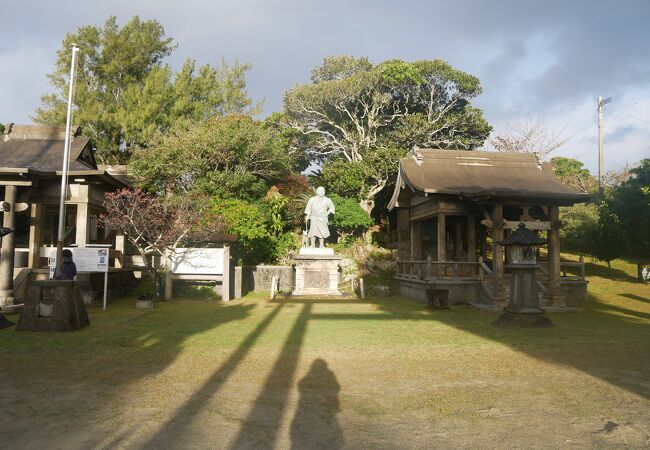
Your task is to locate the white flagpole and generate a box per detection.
[54,44,79,279]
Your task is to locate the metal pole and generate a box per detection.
[54,44,79,278]
[103,270,108,310]
[597,96,604,198]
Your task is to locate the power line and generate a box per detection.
[609,105,650,127]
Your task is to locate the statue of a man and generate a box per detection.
[304,187,335,248]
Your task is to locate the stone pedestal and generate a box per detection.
[292,254,341,296]
[16,280,89,332]
[497,264,553,327]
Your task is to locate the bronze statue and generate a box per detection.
[304,187,335,248]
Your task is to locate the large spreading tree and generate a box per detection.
[284,56,491,213]
[130,114,299,201]
[34,16,259,163]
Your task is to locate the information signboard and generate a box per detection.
[41,246,111,309]
[170,248,224,275]
[41,247,109,273]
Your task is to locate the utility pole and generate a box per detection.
[597,96,612,198]
[54,44,79,279]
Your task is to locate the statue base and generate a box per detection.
[298,247,334,256]
[292,254,341,296]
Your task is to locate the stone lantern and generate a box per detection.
[495,223,553,327]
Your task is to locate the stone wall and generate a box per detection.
[560,280,588,306]
[395,277,481,305]
[234,265,294,298]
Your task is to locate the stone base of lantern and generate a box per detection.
[495,264,554,327]
[16,280,89,332]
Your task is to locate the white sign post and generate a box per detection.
[43,246,111,309]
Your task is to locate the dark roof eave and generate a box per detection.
[59,170,129,188]
[0,167,52,177]
[417,187,590,204]
[457,190,589,204]
[0,168,127,188]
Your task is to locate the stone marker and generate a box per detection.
[16,280,89,332]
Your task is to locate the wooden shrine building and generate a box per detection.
[0,124,131,309]
[388,149,590,308]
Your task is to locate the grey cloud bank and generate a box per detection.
[1,0,648,172]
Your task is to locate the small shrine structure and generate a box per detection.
[0,124,131,309]
[387,149,590,309]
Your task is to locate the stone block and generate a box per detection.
[16,280,89,332]
[299,247,334,256]
[293,255,341,296]
[236,265,294,298]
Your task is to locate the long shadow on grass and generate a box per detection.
[268,292,650,401]
[585,262,638,282]
[290,358,344,450]
[619,293,649,304]
[133,291,648,447]
[0,297,256,450]
[310,295,650,401]
[141,302,286,449]
[229,302,312,448]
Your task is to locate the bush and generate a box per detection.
[330,195,373,240]
[560,203,598,255]
[212,195,297,264]
[591,202,627,268]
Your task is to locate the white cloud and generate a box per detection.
[1,0,648,170]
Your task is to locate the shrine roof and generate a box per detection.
[0,124,95,172]
[389,149,590,208]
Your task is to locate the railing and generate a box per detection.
[560,260,586,281]
[537,259,586,282]
[396,258,480,281]
[477,257,496,298]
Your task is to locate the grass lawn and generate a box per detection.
[1,258,649,449]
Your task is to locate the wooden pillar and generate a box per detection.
[114,233,125,268]
[164,249,173,301]
[222,244,231,302]
[454,221,463,259]
[410,220,422,260]
[28,203,43,269]
[491,204,504,299]
[467,215,477,262]
[0,185,17,305]
[480,226,488,260]
[437,214,446,262]
[75,202,90,247]
[548,205,564,305]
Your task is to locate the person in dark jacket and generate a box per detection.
[61,249,77,280]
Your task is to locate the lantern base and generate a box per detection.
[0,314,15,329]
[495,310,553,328]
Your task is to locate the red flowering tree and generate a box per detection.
[101,188,225,299]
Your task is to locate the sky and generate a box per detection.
[1,0,649,173]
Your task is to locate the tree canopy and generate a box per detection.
[130,115,298,201]
[34,16,259,163]
[100,188,224,299]
[284,56,491,213]
[551,157,597,193]
[610,159,650,264]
